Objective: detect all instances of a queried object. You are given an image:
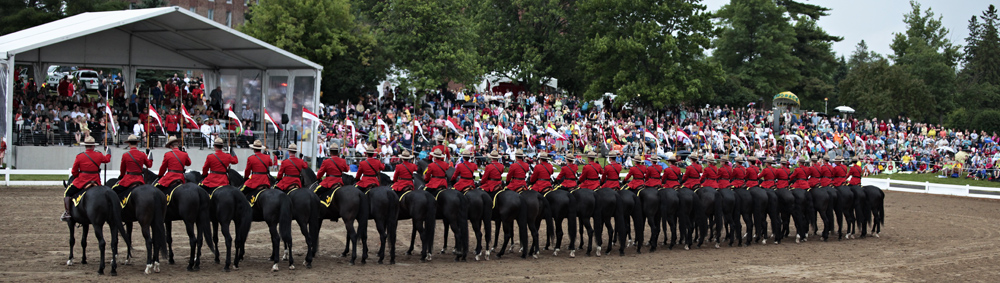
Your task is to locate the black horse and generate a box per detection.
[185,171,252,272]
[572,188,597,256]
[635,186,661,253]
[62,180,122,276]
[657,187,680,249]
[228,171,295,271]
[489,186,529,259]
[362,173,400,264]
[833,185,856,239]
[716,187,740,247]
[161,181,216,271]
[733,186,755,246]
[593,187,626,256]
[809,186,834,241]
[464,182,493,261]
[519,188,544,258]
[863,185,885,238]
[306,174,369,265]
[694,187,722,248]
[406,172,440,262]
[427,167,470,262]
[107,169,165,274]
[774,187,796,241]
[283,168,322,268]
[542,188,576,258]
[675,187,699,250]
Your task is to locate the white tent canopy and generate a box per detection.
[0,6,324,169]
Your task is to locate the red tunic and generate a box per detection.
[718,165,732,188]
[624,165,646,189]
[775,166,791,188]
[808,165,822,188]
[791,167,811,189]
[758,167,775,188]
[662,166,682,188]
[480,162,505,192]
[156,148,190,187]
[820,164,834,187]
[201,150,238,188]
[119,148,152,188]
[391,162,417,192]
[833,164,849,186]
[317,157,348,188]
[848,165,862,185]
[165,114,179,132]
[601,163,623,189]
[242,152,272,189]
[71,149,112,188]
[275,157,308,191]
[701,165,720,188]
[682,164,702,189]
[529,161,555,192]
[579,162,603,190]
[451,161,478,191]
[506,161,530,191]
[744,166,760,188]
[644,164,662,187]
[730,165,745,188]
[356,157,384,189]
[557,164,578,188]
[423,160,450,190]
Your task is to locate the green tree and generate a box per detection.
[241,0,389,103]
[578,0,723,108]
[355,0,482,93]
[780,1,842,112]
[889,1,961,122]
[474,0,583,95]
[839,42,933,120]
[714,0,801,106]
[956,4,1000,110]
[0,0,126,35]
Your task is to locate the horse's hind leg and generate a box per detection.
[376,218,387,264]
[185,221,199,271]
[93,223,107,275]
[268,222,280,271]
[165,221,174,264]
[67,222,76,266]
[141,222,154,274]
[407,227,417,256]
[124,221,134,265]
[440,220,449,254]
[81,225,89,265]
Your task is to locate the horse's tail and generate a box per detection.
[153,193,167,260]
[279,193,294,253]
[198,191,217,255]
[358,191,371,242]
[105,188,123,256]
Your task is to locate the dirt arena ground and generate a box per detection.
[2,186,1000,282]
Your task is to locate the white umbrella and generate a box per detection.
[936,146,955,153]
[834,106,855,113]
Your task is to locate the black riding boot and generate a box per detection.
[61,197,72,221]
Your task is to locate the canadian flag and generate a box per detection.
[345,118,356,144]
[148,105,166,133]
[445,119,461,134]
[302,107,320,123]
[376,118,391,140]
[180,105,200,129]
[105,104,118,133]
[264,110,281,131]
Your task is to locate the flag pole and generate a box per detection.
[103,99,109,184]
[179,110,185,148]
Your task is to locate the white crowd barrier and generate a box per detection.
[861,177,1000,200]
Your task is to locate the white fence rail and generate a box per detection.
[861,177,1000,200]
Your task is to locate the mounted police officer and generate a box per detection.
[275,144,308,192]
[200,137,238,190]
[242,140,272,198]
[392,150,418,195]
[62,136,111,221]
[115,135,152,193]
[356,144,384,191]
[315,141,348,196]
[155,136,190,194]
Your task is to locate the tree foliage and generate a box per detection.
[889,1,961,122]
[355,0,482,92]
[839,42,933,120]
[714,0,801,105]
[241,0,389,103]
[0,0,126,35]
[956,4,1000,110]
[782,1,842,112]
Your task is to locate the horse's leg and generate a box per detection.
[553,215,564,256]
[407,225,417,256]
[67,222,76,266]
[492,219,501,252]
[213,221,221,263]
[471,215,483,260]
[341,227,351,258]
[165,221,174,264]
[141,222,153,274]
[440,219,449,254]
[93,222,107,275]
[124,221,134,265]
[221,221,233,272]
[184,220,198,271]
[345,218,359,265]
[544,207,554,251]
[376,217,387,264]
[268,222,280,271]
[81,224,89,265]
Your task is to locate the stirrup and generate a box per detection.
[60,211,71,222]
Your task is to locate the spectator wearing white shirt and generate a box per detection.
[132,122,144,140]
[200,119,216,148]
[241,105,254,121]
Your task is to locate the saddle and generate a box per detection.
[70,181,99,207]
[319,185,343,208]
[249,188,270,207]
[163,182,183,205]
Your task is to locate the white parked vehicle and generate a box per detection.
[70,70,102,90]
[46,65,75,90]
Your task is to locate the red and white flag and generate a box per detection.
[227,106,244,134]
[302,107,320,123]
[180,105,200,129]
[376,118,391,140]
[445,119,461,134]
[263,110,281,131]
[147,105,166,133]
[345,118,356,144]
[105,104,118,134]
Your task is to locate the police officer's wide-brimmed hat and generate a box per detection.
[287,144,298,152]
[127,135,139,142]
[400,150,414,159]
[431,148,445,158]
[607,150,618,158]
[587,151,598,159]
[462,149,474,157]
[250,140,266,150]
[515,149,526,157]
[366,144,378,154]
[165,136,180,147]
[81,136,100,146]
[214,138,225,146]
[538,152,550,160]
[487,150,502,159]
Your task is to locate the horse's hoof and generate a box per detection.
[532,254,538,259]
[123,259,130,265]
[168,259,174,265]
[379,259,385,264]
[145,264,152,274]
[66,259,73,266]
[154,262,160,273]
[98,270,104,275]
[110,271,117,276]
[474,254,480,261]
[684,245,690,250]
[186,266,194,272]
[795,235,801,243]
[619,251,625,256]
[289,265,295,270]
[875,233,880,238]
[81,259,88,265]
[714,243,720,249]
[272,264,279,272]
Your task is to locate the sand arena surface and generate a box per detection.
[3,186,1000,282]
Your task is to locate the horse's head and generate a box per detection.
[445,167,456,187]
[227,169,245,187]
[184,170,202,184]
[416,160,429,175]
[378,172,392,186]
[300,167,318,187]
[142,168,158,184]
[342,174,356,186]
[412,172,426,190]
